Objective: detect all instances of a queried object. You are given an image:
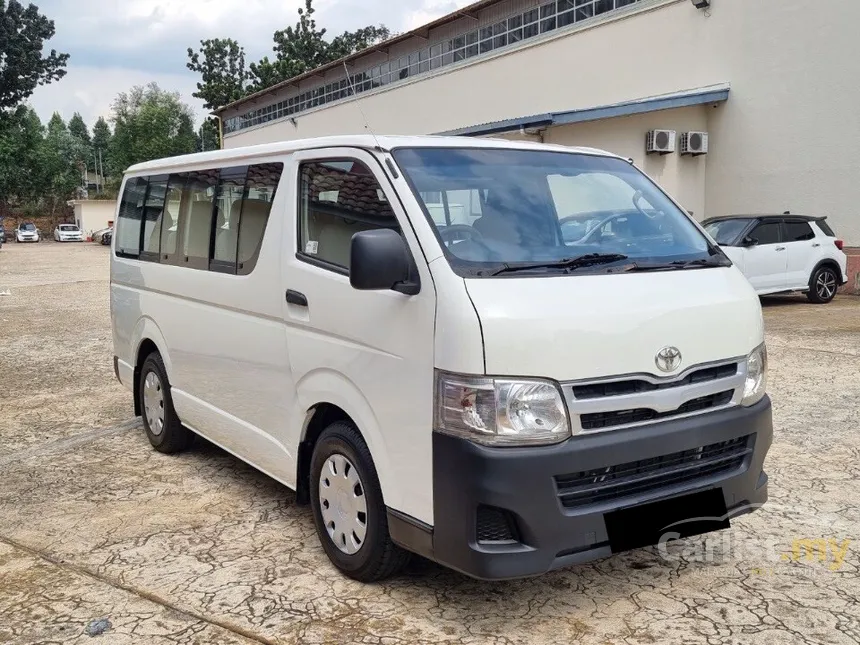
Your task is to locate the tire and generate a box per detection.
[138,352,193,453]
[309,421,410,582]
[807,265,839,304]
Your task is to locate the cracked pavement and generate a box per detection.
[1,242,858,644]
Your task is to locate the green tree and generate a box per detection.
[91,116,112,184]
[68,112,91,145]
[92,116,112,152]
[46,111,66,136]
[42,112,88,220]
[108,83,197,175]
[0,106,46,209]
[186,38,250,112]
[0,0,69,110]
[248,1,389,92]
[196,119,220,152]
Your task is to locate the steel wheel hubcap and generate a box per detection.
[817,271,836,299]
[319,454,367,555]
[143,371,165,436]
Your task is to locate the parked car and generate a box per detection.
[54,223,84,242]
[0,228,6,244]
[101,228,113,246]
[703,214,847,303]
[92,227,112,244]
[15,222,40,243]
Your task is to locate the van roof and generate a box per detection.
[125,135,620,175]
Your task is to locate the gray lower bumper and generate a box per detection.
[389,396,772,580]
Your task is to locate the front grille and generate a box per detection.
[554,435,752,509]
[572,363,738,400]
[580,390,734,431]
[476,506,519,544]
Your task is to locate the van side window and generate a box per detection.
[159,174,186,259]
[181,170,218,270]
[299,160,401,270]
[116,177,147,257]
[238,163,283,275]
[212,166,247,273]
[140,175,169,259]
[115,162,282,275]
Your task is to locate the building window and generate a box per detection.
[298,160,401,270]
[224,0,644,135]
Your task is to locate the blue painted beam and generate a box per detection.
[438,85,731,137]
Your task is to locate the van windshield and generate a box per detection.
[393,147,718,277]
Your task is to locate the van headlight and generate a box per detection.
[741,343,768,406]
[435,371,570,446]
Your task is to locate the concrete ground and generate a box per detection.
[1,241,858,645]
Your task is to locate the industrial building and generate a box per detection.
[216,0,860,244]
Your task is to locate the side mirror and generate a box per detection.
[741,236,758,247]
[350,229,420,296]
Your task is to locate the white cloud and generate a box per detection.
[28,66,206,129]
[26,0,478,130]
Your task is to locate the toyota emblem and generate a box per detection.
[655,346,682,373]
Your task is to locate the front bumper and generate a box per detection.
[391,397,772,580]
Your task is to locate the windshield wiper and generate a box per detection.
[619,257,732,273]
[488,253,629,276]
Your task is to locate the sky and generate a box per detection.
[27,0,472,131]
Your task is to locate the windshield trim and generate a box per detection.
[392,146,724,278]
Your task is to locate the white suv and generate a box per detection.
[704,214,848,303]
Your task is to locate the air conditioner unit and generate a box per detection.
[646,129,676,155]
[681,131,709,156]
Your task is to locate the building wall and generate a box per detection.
[223,0,860,242]
[72,201,117,236]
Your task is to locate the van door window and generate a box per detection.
[237,163,283,275]
[181,170,218,270]
[159,174,186,260]
[298,160,401,271]
[211,166,247,273]
[140,175,169,260]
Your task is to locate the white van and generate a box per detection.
[111,135,772,581]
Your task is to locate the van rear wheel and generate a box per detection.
[138,352,192,453]
[309,421,410,581]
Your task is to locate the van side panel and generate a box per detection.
[111,162,298,484]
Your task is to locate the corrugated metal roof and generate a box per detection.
[215,0,506,115]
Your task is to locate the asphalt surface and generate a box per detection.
[1,241,858,645]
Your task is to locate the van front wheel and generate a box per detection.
[309,422,410,581]
[138,352,192,453]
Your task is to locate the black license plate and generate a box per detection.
[605,488,729,554]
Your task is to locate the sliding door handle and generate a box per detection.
[286,290,308,307]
